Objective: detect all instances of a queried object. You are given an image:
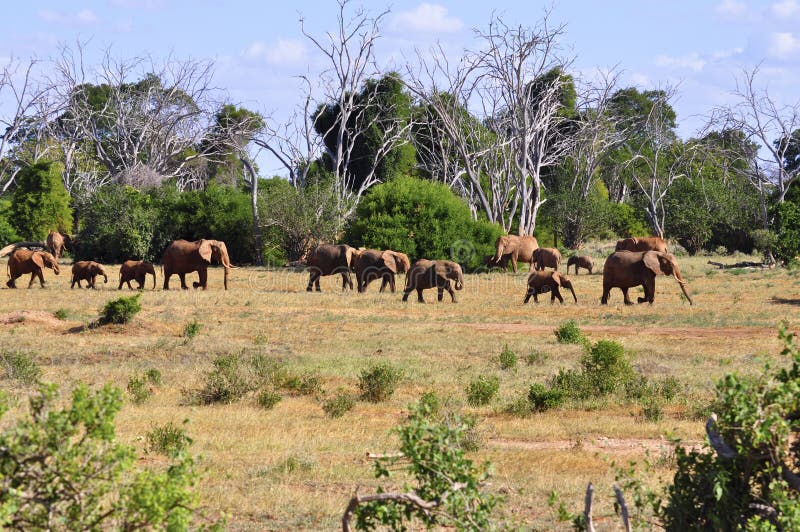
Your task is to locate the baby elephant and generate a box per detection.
[524,271,577,304]
[71,261,108,289]
[119,260,156,290]
[566,255,594,275]
[402,259,464,303]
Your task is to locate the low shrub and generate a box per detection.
[195,353,252,405]
[127,374,151,405]
[54,308,69,320]
[498,345,518,371]
[146,421,193,456]
[283,372,322,397]
[322,393,356,418]
[359,363,404,403]
[466,375,499,407]
[0,350,42,385]
[145,368,162,386]
[99,294,141,325]
[256,389,282,410]
[527,383,566,412]
[554,320,585,345]
[641,399,663,422]
[183,319,201,340]
[419,391,442,417]
[526,349,549,365]
[580,340,634,395]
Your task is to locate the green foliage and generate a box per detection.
[10,161,72,240]
[641,398,663,422]
[0,198,20,245]
[99,293,142,324]
[554,320,586,345]
[0,383,205,529]
[359,363,404,403]
[146,420,193,456]
[773,199,800,262]
[322,393,355,418]
[580,340,635,395]
[354,400,501,530]
[0,350,42,385]
[498,344,518,370]
[53,308,69,320]
[194,353,252,405]
[607,202,650,239]
[256,389,282,410]
[466,375,499,407]
[527,383,566,412]
[183,319,201,340]
[282,372,322,397]
[527,349,549,365]
[345,175,503,270]
[127,374,152,405]
[145,368,162,386]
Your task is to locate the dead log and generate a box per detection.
[0,241,47,258]
[707,260,772,270]
[584,482,596,532]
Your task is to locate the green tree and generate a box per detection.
[10,161,72,240]
[345,176,503,270]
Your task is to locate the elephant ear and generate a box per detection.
[198,240,213,263]
[380,251,398,273]
[31,252,45,269]
[551,272,563,286]
[642,251,665,275]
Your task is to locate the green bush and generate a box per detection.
[10,161,72,240]
[641,399,663,422]
[146,420,193,456]
[282,372,323,397]
[0,383,206,529]
[322,393,356,418]
[527,383,566,412]
[359,363,404,403]
[526,349,549,365]
[195,353,253,405]
[0,198,20,246]
[549,369,592,400]
[0,350,42,385]
[127,374,151,405]
[466,375,499,407]
[145,368,162,386]
[418,391,442,417]
[554,320,586,344]
[256,389,282,410]
[498,345,518,370]
[100,294,142,325]
[183,319,201,339]
[345,176,503,269]
[54,308,69,320]
[580,340,634,395]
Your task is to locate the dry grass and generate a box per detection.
[0,254,798,529]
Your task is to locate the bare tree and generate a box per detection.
[709,66,800,204]
[0,57,51,193]
[299,0,413,226]
[407,13,575,236]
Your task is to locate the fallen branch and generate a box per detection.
[0,241,47,257]
[614,484,632,532]
[365,452,405,460]
[706,414,736,459]
[584,482,596,532]
[342,490,437,531]
[707,260,772,270]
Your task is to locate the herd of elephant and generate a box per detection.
[303,235,693,306]
[0,231,693,306]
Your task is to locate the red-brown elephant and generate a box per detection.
[6,249,60,288]
[162,239,234,290]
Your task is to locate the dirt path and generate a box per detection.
[0,310,65,327]
[467,323,774,339]
[489,437,703,454]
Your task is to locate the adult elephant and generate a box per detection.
[71,261,108,289]
[533,247,561,271]
[353,249,410,293]
[305,244,356,292]
[162,239,234,290]
[601,250,693,305]
[402,259,463,303]
[119,260,156,290]
[46,231,71,260]
[6,249,60,288]
[615,236,667,253]
[524,271,577,304]
[493,235,539,273]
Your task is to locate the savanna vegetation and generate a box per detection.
[2,0,800,529]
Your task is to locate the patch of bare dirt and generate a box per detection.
[490,437,703,455]
[0,310,66,327]
[466,323,774,339]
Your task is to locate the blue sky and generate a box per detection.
[3,1,800,174]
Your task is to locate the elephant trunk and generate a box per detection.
[493,245,504,263]
[568,284,577,303]
[674,274,693,305]
[152,270,156,290]
[103,273,108,284]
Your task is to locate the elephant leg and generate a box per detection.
[28,273,37,288]
[179,273,188,290]
[553,288,564,304]
[437,285,444,302]
[71,278,76,288]
[194,269,208,290]
[523,288,533,304]
[163,271,171,290]
[639,281,654,304]
[510,254,518,273]
[601,283,611,304]
[36,271,45,288]
[379,275,388,293]
[6,275,15,288]
[307,271,319,292]
[622,287,634,305]
[128,281,135,289]
[345,272,353,291]
[417,288,425,303]
[445,281,457,303]
[390,274,396,293]
[402,287,411,302]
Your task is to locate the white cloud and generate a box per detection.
[38,9,101,25]
[769,32,800,58]
[772,0,800,17]
[243,39,307,66]
[715,0,747,16]
[711,46,744,60]
[108,0,166,8]
[655,52,706,72]
[391,3,463,33]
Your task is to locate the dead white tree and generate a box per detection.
[407,13,575,235]
[0,57,51,193]
[709,66,800,204]
[299,0,414,226]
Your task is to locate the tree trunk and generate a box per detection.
[240,157,263,266]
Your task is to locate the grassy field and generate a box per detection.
[0,251,798,530]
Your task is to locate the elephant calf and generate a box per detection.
[119,260,156,290]
[533,247,562,271]
[7,249,60,288]
[402,259,463,303]
[71,261,109,289]
[524,271,577,304]
[566,255,594,275]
